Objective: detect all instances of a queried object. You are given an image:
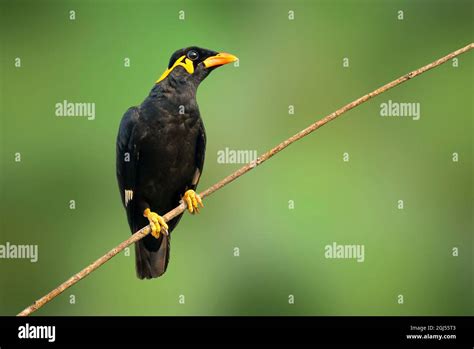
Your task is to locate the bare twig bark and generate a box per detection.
[17,43,473,316]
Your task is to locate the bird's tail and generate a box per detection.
[134,234,170,279]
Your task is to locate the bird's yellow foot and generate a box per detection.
[183,189,203,214]
[143,208,168,238]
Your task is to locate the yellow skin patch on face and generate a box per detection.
[156,55,195,83]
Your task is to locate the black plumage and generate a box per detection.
[116,47,237,279]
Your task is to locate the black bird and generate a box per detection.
[116,47,238,279]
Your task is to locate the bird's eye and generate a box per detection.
[187,50,199,61]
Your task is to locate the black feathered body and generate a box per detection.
[116,68,206,279]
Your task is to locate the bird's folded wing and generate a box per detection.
[116,107,141,226]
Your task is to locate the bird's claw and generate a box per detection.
[143,208,169,238]
[183,190,203,214]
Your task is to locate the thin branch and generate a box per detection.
[17,43,473,317]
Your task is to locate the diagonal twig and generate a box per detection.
[17,43,473,317]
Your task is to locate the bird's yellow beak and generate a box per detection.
[203,52,238,68]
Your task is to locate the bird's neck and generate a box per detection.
[142,74,200,119]
[158,66,200,91]
[153,68,199,98]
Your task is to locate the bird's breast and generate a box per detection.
[137,114,201,200]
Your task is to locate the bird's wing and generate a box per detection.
[116,106,140,227]
[190,120,206,190]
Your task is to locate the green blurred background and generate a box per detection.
[0,0,472,316]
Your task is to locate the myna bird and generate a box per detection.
[116,47,238,279]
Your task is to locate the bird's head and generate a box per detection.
[156,46,238,87]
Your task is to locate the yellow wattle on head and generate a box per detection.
[156,55,195,83]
